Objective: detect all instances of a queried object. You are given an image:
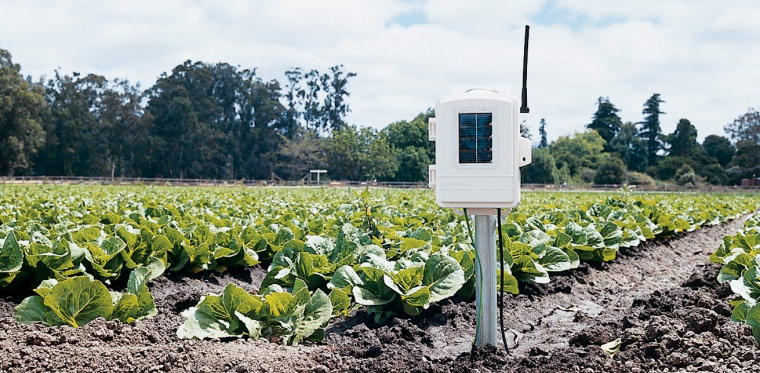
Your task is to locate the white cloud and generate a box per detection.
[0,0,757,141]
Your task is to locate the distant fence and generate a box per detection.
[1,176,759,192]
[521,183,760,193]
[0,176,426,189]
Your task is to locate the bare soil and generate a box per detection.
[1,217,757,373]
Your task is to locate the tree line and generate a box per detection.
[1,48,368,180]
[523,95,760,186]
[1,47,758,185]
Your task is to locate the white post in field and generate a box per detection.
[473,214,498,346]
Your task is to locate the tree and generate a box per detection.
[324,125,397,181]
[273,131,326,180]
[292,66,356,134]
[321,65,357,132]
[638,93,665,167]
[702,135,735,167]
[145,61,236,179]
[724,107,760,144]
[587,96,622,147]
[1,45,366,180]
[97,79,149,177]
[549,130,606,177]
[35,72,110,176]
[363,131,398,180]
[0,49,46,175]
[538,118,548,148]
[393,147,430,182]
[385,111,432,150]
[383,111,434,182]
[728,139,760,181]
[609,122,646,172]
[283,68,304,136]
[657,119,727,183]
[675,164,698,186]
[593,156,627,185]
[666,119,699,157]
[299,69,322,132]
[731,140,760,169]
[648,156,690,181]
[144,60,286,179]
[521,147,557,184]
[700,164,728,185]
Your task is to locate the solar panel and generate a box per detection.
[458,113,493,163]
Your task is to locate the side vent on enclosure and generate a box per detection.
[428,117,436,141]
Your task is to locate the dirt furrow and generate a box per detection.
[310,216,753,372]
[503,215,749,356]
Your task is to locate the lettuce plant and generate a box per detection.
[328,252,467,316]
[177,279,333,345]
[15,267,157,327]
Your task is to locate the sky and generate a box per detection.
[1,0,758,141]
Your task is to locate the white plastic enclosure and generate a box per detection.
[428,88,531,209]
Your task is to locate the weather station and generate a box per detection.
[427,25,533,349]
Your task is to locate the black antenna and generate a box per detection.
[520,25,530,114]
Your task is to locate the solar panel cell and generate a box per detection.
[458,113,493,164]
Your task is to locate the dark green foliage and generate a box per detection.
[587,97,622,146]
[36,73,149,177]
[666,119,699,157]
[538,118,548,148]
[675,164,698,186]
[626,172,655,186]
[702,135,735,167]
[321,66,357,132]
[521,148,557,184]
[384,111,434,182]
[323,125,397,181]
[392,147,430,182]
[35,73,113,176]
[700,164,728,185]
[727,140,760,182]
[550,130,606,180]
[0,48,356,180]
[724,107,760,144]
[638,94,665,167]
[0,49,46,175]
[648,156,690,181]
[593,157,627,185]
[144,61,287,179]
[385,111,432,150]
[609,122,646,172]
[0,44,753,186]
[273,132,326,180]
[284,66,357,133]
[731,140,760,167]
[578,168,596,184]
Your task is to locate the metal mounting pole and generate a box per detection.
[474,214,498,346]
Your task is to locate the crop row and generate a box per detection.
[711,213,760,342]
[1,186,758,344]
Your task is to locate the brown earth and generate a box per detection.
[0,217,757,373]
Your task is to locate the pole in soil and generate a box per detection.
[474,214,498,346]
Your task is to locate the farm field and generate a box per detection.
[0,185,759,372]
